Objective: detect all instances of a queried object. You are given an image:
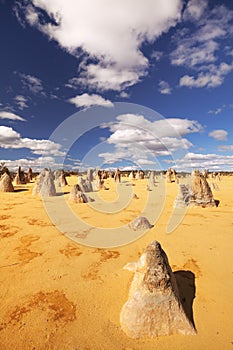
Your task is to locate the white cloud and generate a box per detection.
[0,111,26,121]
[0,126,65,156]
[68,93,113,109]
[179,62,233,88]
[119,91,130,99]
[99,114,202,165]
[151,50,163,61]
[208,107,222,115]
[19,72,45,95]
[173,152,233,171]
[219,145,233,151]
[158,80,172,94]
[209,129,228,141]
[0,156,57,172]
[183,0,208,21]
[14,95,29,110]
[15,0,182,91]
[171,3,233,89]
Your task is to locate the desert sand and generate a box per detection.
[0,174,232,349]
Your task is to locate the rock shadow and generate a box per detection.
[14,188,29,193]
[174,270,196,330]
[214,199,220,207]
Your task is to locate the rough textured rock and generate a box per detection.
[114,168,121,182]
[86,169,94,182]
[78,177,93,192]
[54,170,68,187]
[166,168,172,183]
[60,173,68,186]
[149,171,156,186]
[27,168,33,182]
[174,170,216,207]
[69,184,89,203]
[14,166,27,184]
[128,216,153,231]
[120,241,196,338]
[129,171,134,180]
[189,169,216,207]
[0,173,14,192]
[174,184,190,208]
[33,168,56,197]
[166,169,177,183]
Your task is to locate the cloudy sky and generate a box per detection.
[0,0,233,172]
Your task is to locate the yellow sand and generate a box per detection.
[0,175,232,350]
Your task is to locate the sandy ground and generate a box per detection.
[0,174,232,350]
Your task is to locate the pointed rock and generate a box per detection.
[0,173,14,192]
[189,169,216,207]
[69,184,89,203]
[33,168,56,197]
[120,241,196,338]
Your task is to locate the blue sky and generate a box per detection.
[0,0,233,172]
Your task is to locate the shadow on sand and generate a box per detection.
[14,188,29,193]
[174,270,196,330]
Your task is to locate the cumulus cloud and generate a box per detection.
[68,93,113,109]
[99,114,202,165]
[158,80,172,94]
[0,126,65,156]
[0,111,26,121]
[15,0,182,91]
[209,129,228,141]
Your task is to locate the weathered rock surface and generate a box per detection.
[174,170,217,208]
[33,168,56,197]
[189,169,216,206]
[0,173,14,192]
[69,184,89,203]
[14,166,27,185]
[27,167,33,182]
[120,241,196,338]
[78,177,93,192]
[128,216,153,231]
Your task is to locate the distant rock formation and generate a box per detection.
[14,166,27,185]
[120,241,196,338]
[114,168,121,182]
[27,168,33,182]
[166,168,173,183]
[69,184,89,203]
[149,171,156,186]
[86,168,94,182]
[33,168,56,197]
[202,169,208,179]
[174,169,216,207]
[128,216,153,231]
[78,177,93,192]
[129,171,134,180]
[54,170,68,187]
[0,173,14,192]
[60,173,68,186]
